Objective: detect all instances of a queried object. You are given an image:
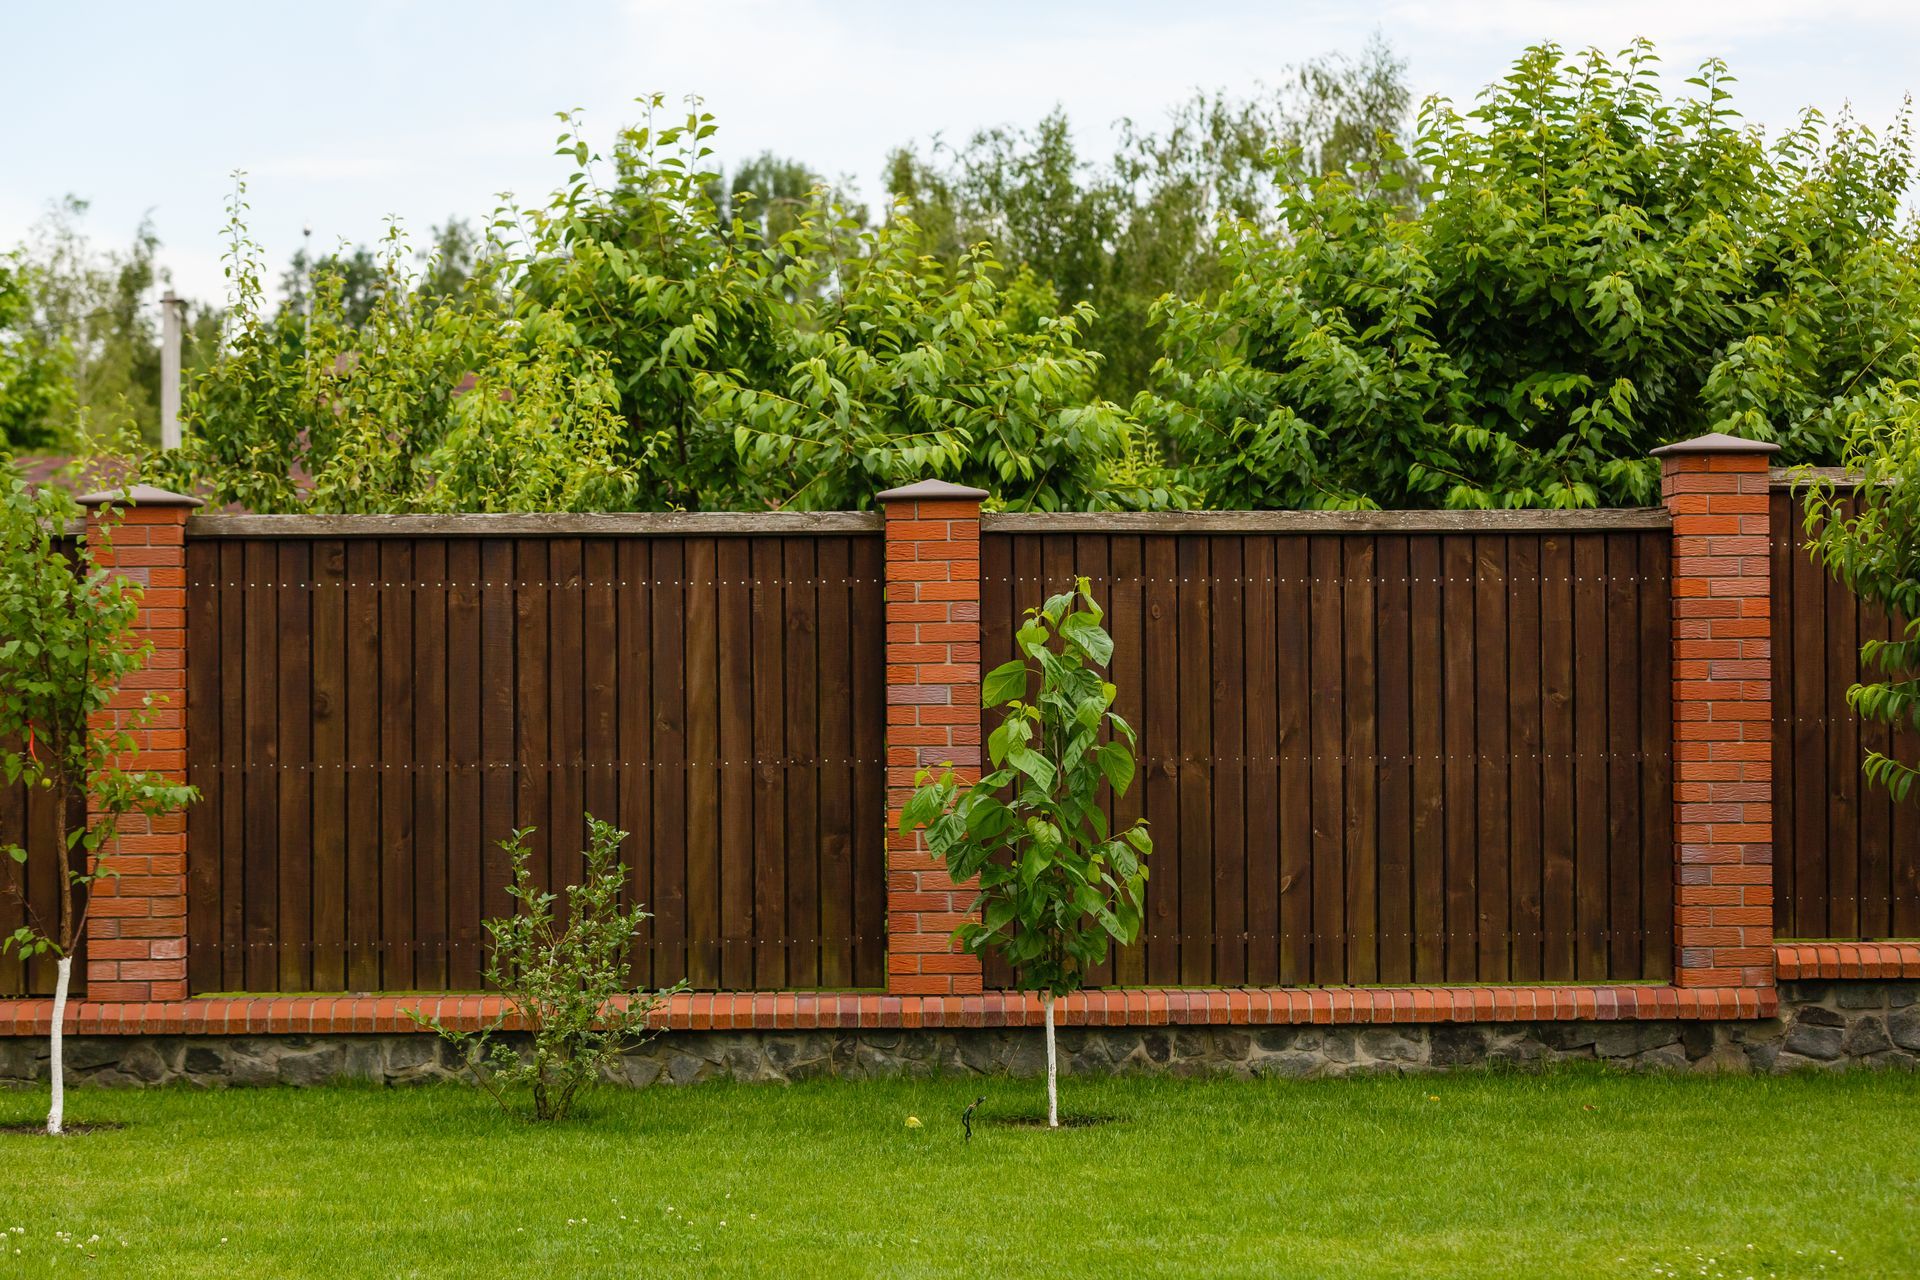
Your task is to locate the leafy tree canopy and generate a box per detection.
[1139,41,1920,510]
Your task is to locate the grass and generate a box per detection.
[3,1068,1918,1278]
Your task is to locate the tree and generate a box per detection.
[899,580,1150,1128]
[0,466,196,1134]
[1139,41,1920,510]
[0,252,70,451]
[1805,391,1920,799]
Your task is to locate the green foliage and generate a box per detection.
[0,463,197,960]
[1806,392,1920,801]
[900,580,1150,997]
[0,252,71,451]
[409,816,683,1123]
[153,179,636,513]
[1140,41,1920,510]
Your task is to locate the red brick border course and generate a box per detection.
[77,484,203,1002]
[878,479,988,996]
[0,985,1775,1037]
[1773,942,1920,980]
[1653,434,1779,988]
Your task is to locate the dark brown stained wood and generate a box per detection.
[648,539,688,985]
[1275,537,1314,985]
[1604,535,1642,978]
[1826,538,1860,938]
[1440,537,1477,982]
[1572,537,1608,980]
[1858,597,1893,938]
[982,509,1670,534]
[1789,508,1828,936]
[445,538,483,989]
[849,535,888,989]
[378,539,416,990]
[615,539,653,980]
[750,537,787,989]
[814,538,854,989]
[1505,537,1544,983]
[308,539,348,993]
[783,538,821,988]
[1538,536,1578,981]
[1407,537,1446,984]
[1141,537,1181,984]
[1176,537,1215,985]
[1472,537,1510,981]
[1341,538,1379,983]
[275,541,313,992]
[1638,535,1674,980]
[1308,537,1345,985]
[683,539,722,988]
[1209,537,1247,984]
[512,540,552,965]
[582,539,621,906]
[242,540,280,994]
[547,538,586,932]
[1239,536,1280,986]
[192,511,885,538]
[412,539,449,991]
[341,539,381,991]
[219,541,247,992]
[1076,533,1118,988]
[1374,536,1413,985]
[184,539,222,995]
[479,540,517,930]
[716,538,755,988]
[1771,493,1797,936]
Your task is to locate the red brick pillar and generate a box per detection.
[77,484,201,1002]
[1653,434,1779,988]
[878,480,987,996]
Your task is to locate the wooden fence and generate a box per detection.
[1771,484,1920,939]
[181,515,888,995]
[981,512,1676,987]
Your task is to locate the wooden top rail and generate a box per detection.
[980,508,1670,534]
[1769,467,1884,489]
[184,511,885,538]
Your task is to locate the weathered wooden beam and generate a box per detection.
[979,508,1671,534]
[185,511,886,538]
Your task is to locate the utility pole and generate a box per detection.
[159,290,184,450]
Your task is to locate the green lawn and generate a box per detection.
[2,1068,1916,1278]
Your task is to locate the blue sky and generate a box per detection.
[5,0,1917,304]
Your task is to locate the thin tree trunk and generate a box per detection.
[48,954,71,1136]
[1043,991,1058,1129]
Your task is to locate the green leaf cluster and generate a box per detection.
[898,581,1150,998]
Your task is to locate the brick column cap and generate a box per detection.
[76,484,205,509]
[1650,432,1781,458]
[876,478,988,503]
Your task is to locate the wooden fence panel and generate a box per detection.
[185,531,888,994]
[981,526,1674,986]
[1771,486,1920,939]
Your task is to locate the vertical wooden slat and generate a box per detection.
[412,539,449,991]
[582,540,622,913]
[275,542,313,992]
[1827,535,1861,939]
[750,537,786,989]
[1077,533,1117,988]
[343,541,381,992]
[378,540,416,991]
[242,541,281,992]
[1539,534,1577,981]
[1210,536,1247,984]
[1472,535,1509,982]
[1440,537,1477,983]
[1572,537,1608,980]
[1341,537,1378,983]
[1308,536,1346,984]
[814,538,854,989]
[184,539,221,994]
[1374,536,1414,985]
[782,538,820,987]
[849,535,887,988]
[716,538,755,988]
[1176,536,1215,984]
[1275,537,1313,985]
[1505,536,1544,983]
[1604,534,1643,978]
[649,539,688,985]
[512,540,551,963]
[1771,492,1797,936]
[547,538,585,919]
[1639,531,1674,979]
[1240,536,1280,986]
[614,539,653,982]
[1408,537,1446,984]
[307,540,347,993]
[478,539,517,934]
[445,538,483,989]
[1141,536,1181,984]
[1790,512,1828,938]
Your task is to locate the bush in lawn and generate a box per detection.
[0,465,196,1135]
[410,815,684,1122]
[900,579,1151,1127]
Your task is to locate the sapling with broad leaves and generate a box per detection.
[900,578,1150,1128]
[410,815,685,1122]
[0,467,196,1135]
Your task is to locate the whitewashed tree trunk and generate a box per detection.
[48,954,72,1136]
[1042,991,1058,1129]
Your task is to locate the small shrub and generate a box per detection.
[410,815,683,1121]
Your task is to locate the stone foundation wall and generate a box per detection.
[3,982,1915,1089]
